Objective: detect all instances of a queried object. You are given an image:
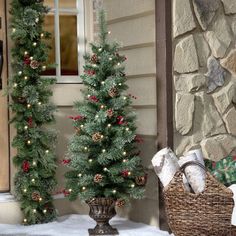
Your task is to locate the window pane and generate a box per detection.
[59,15,78,76]
[44,0,54,9]
[42,15,56,76]
[59,0,76,9]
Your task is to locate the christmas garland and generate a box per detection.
[9,0,57,225]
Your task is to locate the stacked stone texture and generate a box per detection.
[173,0,236,161]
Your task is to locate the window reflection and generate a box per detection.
[44,0,54,9]
[59,0,76,8]
[42,15,56,76]
[60,15,78,76]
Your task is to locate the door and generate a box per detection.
[0,0,9,192]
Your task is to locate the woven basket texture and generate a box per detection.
[163,163,236,236]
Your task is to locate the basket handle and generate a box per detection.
[180,161,206,173]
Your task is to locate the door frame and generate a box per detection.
[155,0,173,231]
[0,0,10,192]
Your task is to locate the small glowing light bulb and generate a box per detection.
[13,83,18,88]
[101,135,104,139]
[12,28,16,33]
[84,147,88,151]
[131,184,135,188]
[38,102,42,105]
[117,63,121,66]
[27,140,31,145]
[35,17,39,23]
[43,209,47,213]
[24,76,28,80]
[95,115,99,119]
[24,51,28,55]
[82,186,86,190]
[103,167,108,171]
[112,189,116,194]
[98,48,102,52]
[78,173,82,177]
[40,33,44,38]
[123,96,127,100]
[109,57,112,61]
[23,189,27,193]
[45,150,49,154]
[18,71,22,76]
[123,159,127,163]
[123,151,127,156]
[100,105,104,109]
[87,94,90,98]
[102,149,106,153]
[33,42,37,47]
[126,128,130,131]
[31,178,35,182]
[107,124,111,128]
[80,125,84,128]
[39,197,42,202]
[24,126,28,130]
[33,161,37,166]
[89,159,93,163]
[128,172,131,176]
[27,104,31,108]
[108,31,111,35]
[42,65,46,71]
[119,83,122,86]
[33,209,36,213]
[69,189,72,192]
[30,56,33,60]
[23,219,27,223]
[101,81,105,85]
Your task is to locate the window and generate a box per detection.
[43,0,85,83]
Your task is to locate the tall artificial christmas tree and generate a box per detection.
[9,0,57,225]
[65,9,146,235]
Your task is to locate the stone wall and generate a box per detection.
[173,0,236,161]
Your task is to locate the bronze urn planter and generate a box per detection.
[86,198,119,235]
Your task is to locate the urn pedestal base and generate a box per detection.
[86,198,119,236]
[88,224,118,235]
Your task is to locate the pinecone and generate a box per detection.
[92,132,103,142]
[107,109,114,118]
[90,54,98,64]
[116,199,125,207]
[30,60,40,69]
[135,176,147,186]
[94,174,103,183]
[108,87,118,98]
[74,127,80,134]
[32,191,41,201]
[12,97,26,104]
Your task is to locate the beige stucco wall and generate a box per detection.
[102,0,158,227]
[173,0,236,161]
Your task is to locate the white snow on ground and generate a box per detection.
[0,214,172,236]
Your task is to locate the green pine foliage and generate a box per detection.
[206,156,236,186]
[9,0,57,225]
[65,10,146,205]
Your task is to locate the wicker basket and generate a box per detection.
[163,161,236,236]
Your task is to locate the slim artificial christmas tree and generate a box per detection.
[65,9,146,235]
[9,0,57,225]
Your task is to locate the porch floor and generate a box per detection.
[0,214,171,236]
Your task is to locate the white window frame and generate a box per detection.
[45,0,85,83]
